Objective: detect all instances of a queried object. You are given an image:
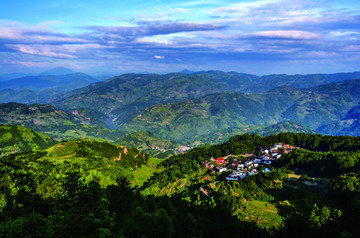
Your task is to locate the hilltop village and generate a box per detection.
[202,143,299,181]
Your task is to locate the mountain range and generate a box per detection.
[1,70,360,145]
[53,71,360,123]
[120,79,360,143]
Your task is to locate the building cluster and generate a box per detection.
[151,145,192,154]
[175,145,192,153]
[202,143,298,181]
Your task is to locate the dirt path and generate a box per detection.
[200,185,211,199]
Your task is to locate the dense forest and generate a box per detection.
[1,133,360,237]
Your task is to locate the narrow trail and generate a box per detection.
[200,185,211,199]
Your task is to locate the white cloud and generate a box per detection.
[175,8,189,13]
[9,44,77,58]
[0,28,22,39]
[248,30,320,40]
[154,55,165,59]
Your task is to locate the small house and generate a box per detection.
[219,167,227,173]
[215,157,225,164]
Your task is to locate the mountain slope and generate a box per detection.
[0,88,64,104]
[117,131,179,158]
[54,72,257,121]
[0,102,124,141]
[317,103,360,136]
[117,131,178,151]
[0,102,105,128]
[251,121,317,136]
[0,124,56,155]
[123,80,360,143]
[54,71,360,125]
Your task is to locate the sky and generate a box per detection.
[0,0,359,75]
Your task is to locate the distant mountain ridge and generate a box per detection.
[39,67,76,75]
[0,72,98,91]
[0,67,76,82]
[53,71,360,124]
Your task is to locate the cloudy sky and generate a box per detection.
[0,0,359,75]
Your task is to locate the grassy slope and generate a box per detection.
[0,124,56,155]
[44,139,158,188]
[131,156,163,187]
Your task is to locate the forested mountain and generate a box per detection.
[0,102,105,128]
[54,73,255,121]
[122,79,360,143]
[1,133,360,237]
[0,88,64,104]
[140,133,360,237]
[0,73,98,91]
[252,121,317,136]
[318,103,360,136]
[0,124,56,155]
[192,70,360,92]
[0,102,127,141]
[2,76,360,144]
[53,71,360,123]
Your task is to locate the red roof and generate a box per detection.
[215,157,225,164]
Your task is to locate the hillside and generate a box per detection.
[38,124,126,142]
[0,124,56,156]
[54,71,360,125]
[1,133,360,237]
[54,72,256,122]
[117,131,179,158]
[0,88,63,104]
[123,80,360,143]
[0,102,127,141]
[141,133,360,236]
[45,139,149,171]
[318,104,360,136]
[0,102,105,128]
[251,121,317,136]
[117,131,178,150]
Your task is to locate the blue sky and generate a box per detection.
[0,0,359,75]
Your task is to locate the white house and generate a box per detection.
[226,174,239,181]
[219,167,227,173]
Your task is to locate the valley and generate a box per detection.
[2,0,360,236]
[1,70,360,148]
[1,69,360,237]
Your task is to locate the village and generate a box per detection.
[202,143,299,181]
[151,145,193,154]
